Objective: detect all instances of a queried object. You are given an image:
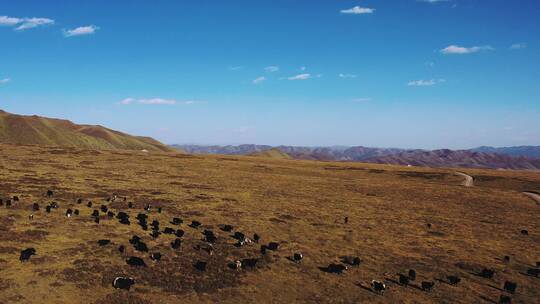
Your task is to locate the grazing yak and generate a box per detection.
[194,260,207,271]
[126,256,146,267]
[421,281,435,292]
[163,227,175,234]
[220,224,233,232]
[171,217,182,225]
[293,253,303,263]
[189,220,202,228]
[399,274,409,286]
[32,203,40,211]
[175,229,185,238]
[479,268,495,279]
[341,256,361,266]
[171,238,182,249]
[150,230,161,239]
[447,275,461,285]
[267,242,279,251]
[371,280,386,294]
[499,295,512,304]
[134,241,149,252]
[112,277,135,290]
[98,239,111,246]
[503,281,517,294]
[20,248,36,262]
[150,252,162,262]
[408,269,417,281]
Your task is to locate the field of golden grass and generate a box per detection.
[0,143,539,304]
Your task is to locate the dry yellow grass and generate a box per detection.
[0,143,539,304]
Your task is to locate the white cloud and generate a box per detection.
[288,73,312,81]
[510,43,526,50]
[264,66,279,73]
[339,73,357,79]
[299,66,306,71]
[0,16,55,30]
[0,78,10,84]
[0,16,22,26]
[63,25,99,37]
[1,16,54,30]
[441,45,494,54]
[139,98,177,105]
[417,0,449,3]
[408,79,445,86]
[229,66,243,71]
[341,6,375,14]
[252,76,266,85]
[120,98,135,105]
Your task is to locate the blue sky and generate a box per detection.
[1,0,539,149]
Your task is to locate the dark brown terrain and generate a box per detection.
[0,143,539,303]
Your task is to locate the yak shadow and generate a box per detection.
[519,271,539,278]
[435,278,453,286]
[285,256,300,264]
[478,295,498,304]
[319,266,345,274]
[356,282,378,294]
[384,277,400,286]
[487,284,504,292]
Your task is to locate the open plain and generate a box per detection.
[0,143,539,304]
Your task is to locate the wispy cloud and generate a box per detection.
[417,0,449,3]
[425,61,435,67]
[120,97,201,105]
[0,16,54,30]
[287,73,313,81]
[63,25,99,37]
[0,78,10,84]
[253,76,266,85]
[510,43,527,50]
[408,79,445,86]
[229,66,243,71]
[441,45,494,54]
[341,6,375,14]
[264,66,279,73]
[339,73,357,79]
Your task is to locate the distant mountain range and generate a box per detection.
[470,146,540,159]
[0,109,172,152]
[366,149,540,170]
[174,144,405,161]
[173,144,540,170]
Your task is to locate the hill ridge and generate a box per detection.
[0,109,172,152]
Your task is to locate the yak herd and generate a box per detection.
[1,190,539,303]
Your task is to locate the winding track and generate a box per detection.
[522,191,540,205]
[455,172,474,187]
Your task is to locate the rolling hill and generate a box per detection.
[471,145,540,159]
[0,109,172,152]
[365,149,540,170]
[248,148,292,159]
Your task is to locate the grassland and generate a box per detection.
[0,143,539,304]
